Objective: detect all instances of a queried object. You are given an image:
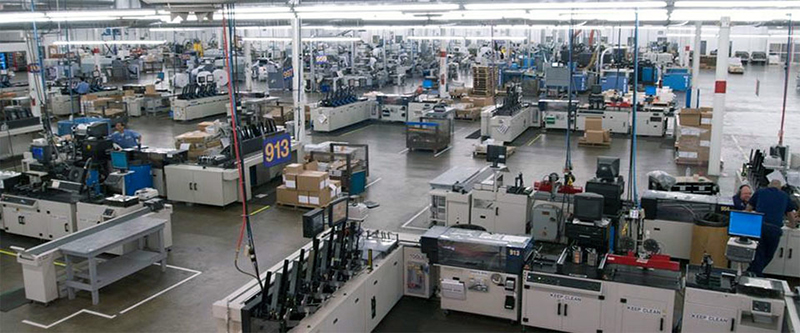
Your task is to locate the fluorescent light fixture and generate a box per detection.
[242,37,292,42]
[232,6,290,14]
[295,3,458,12]
[675,1,800,8]
[149,27,207,32]
[47,9,156,18]
[298,11,429,21]
[407,36,466,41]
[0,12,47,24]
[53,40,167,46]
[671,9,798,21]
[306,37,361,42]
[666,33,790,38]
[228,12,294,20]
[237,26,291,30]
[466,1,666,10]
[465,36,527,41]
[539,9,668,21]
[435,10,528,21]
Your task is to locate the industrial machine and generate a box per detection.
[171,72,229,121]
[470,167,534,235]
[576,86,632,135]
[213,201,403,332]
[408,98,441,123]
[637,104,669,137]
[480,86,538,144]
[376,93,413,122]
[421,226,533,321]
[681,213,788,332]
[641,190,734,260]
[1,101,41,160]
[403,246,436,299]
[540,99,576,131]
[585,156,625,217]
[311,88,375,132]
[429,166,494,226]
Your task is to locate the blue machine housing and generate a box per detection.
[600,72,629,94]
[57,117,112,136]
[662,67,692,92]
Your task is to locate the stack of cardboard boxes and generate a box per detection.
[174,121,223,161]
[676,107,713,165]
[580,116,611,146]
[277,162,342,208]
[81,92,125,117]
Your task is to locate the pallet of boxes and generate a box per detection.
[579,116,611,147]
[174,121,223,161]
[277,162,342,209]
[471,66,496,97]
[676,107,713,165]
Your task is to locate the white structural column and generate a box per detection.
[291,15,306,161]
[708,17,730,176]
[244,39,253,92]
[691,22,702,108]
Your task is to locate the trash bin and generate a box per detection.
[691,213,730,268]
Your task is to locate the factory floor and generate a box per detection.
[1,64,799,332]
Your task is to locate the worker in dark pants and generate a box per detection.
[732,184,753,210]
[746,179,798,276]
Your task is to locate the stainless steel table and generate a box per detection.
[60,216,167,305]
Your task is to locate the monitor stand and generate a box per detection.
[735,237,753,245]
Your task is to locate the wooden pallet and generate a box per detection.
[276,201,320,210]
[578,138,611,147]
[675,158,709,166]
[473,146,516,157]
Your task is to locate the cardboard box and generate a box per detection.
[679,108,703,126]
[690,224,729,268]
[124,90,135,97]
[585,116,603,131]
[700,112,713,129]
[297,191,310,205]
[175,130,212,144]
[284,163,305,175]
[282,174,297,189]
[277,185,298,205]
[329,179,341,188]
[585,130,605,143]
[468,96,495,107]
[145,84,156,95]
[197,121,215,131]
[304,161,319,172]
[603,130,611,143]
[297,171,329,192]
[307,188,332,206]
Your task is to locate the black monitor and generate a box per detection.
[573,193,604,222]
[486,145,507,167]
[303,208,326,238]
[596,156,620,180]
[328,196,349,227]
[585,180,624,216]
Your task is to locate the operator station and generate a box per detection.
[1,1,800,332]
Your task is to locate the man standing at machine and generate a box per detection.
[732,184,753,210]
[110,121,142,149]
[746,179,798,276]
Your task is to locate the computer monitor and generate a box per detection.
[728,211,763,240]
[328,196,349,227]
[31,145,50,163]
[486,145,507,167]
[303,208,326,238]
[422,79,434,89]
[110,151,129,170]
[596,156,620,180]
[573,193,604,222]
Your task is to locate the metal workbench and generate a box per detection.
[61,216,167,305]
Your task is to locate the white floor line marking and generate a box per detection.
[22,309,117,329]
[119,270,201,314]
[401,205,430,229]
[434,146,452,158]
[397,148,409,154]
[730,134,749,160]
[20,264,201,329]
[365,177,383,189]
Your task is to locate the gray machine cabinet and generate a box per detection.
[681,287,739,332]
[532,204,562,242]
[613,284,676,333]
[643,219,694,260]
[522,271,605,333]
[164,164,238,206]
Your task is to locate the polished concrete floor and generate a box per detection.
[1,63,798,332]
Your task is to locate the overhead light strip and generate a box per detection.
[52,40,167,46]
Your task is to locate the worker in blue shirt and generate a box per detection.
[732,184,752,210]
[109,122,142,149]
[75,78,91,95]
[746,180,798,276]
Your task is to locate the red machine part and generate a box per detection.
[533,181,584,194]
[606,252,680,272]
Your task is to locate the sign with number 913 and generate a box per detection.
[263,133,292,167]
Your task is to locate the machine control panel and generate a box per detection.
[526,272,601,292]
[752,300,772,314]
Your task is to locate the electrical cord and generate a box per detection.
[221,5,265,298]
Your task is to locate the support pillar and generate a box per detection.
[708,17,730,176]
[691,22,702,108]
[291,16,306,162]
